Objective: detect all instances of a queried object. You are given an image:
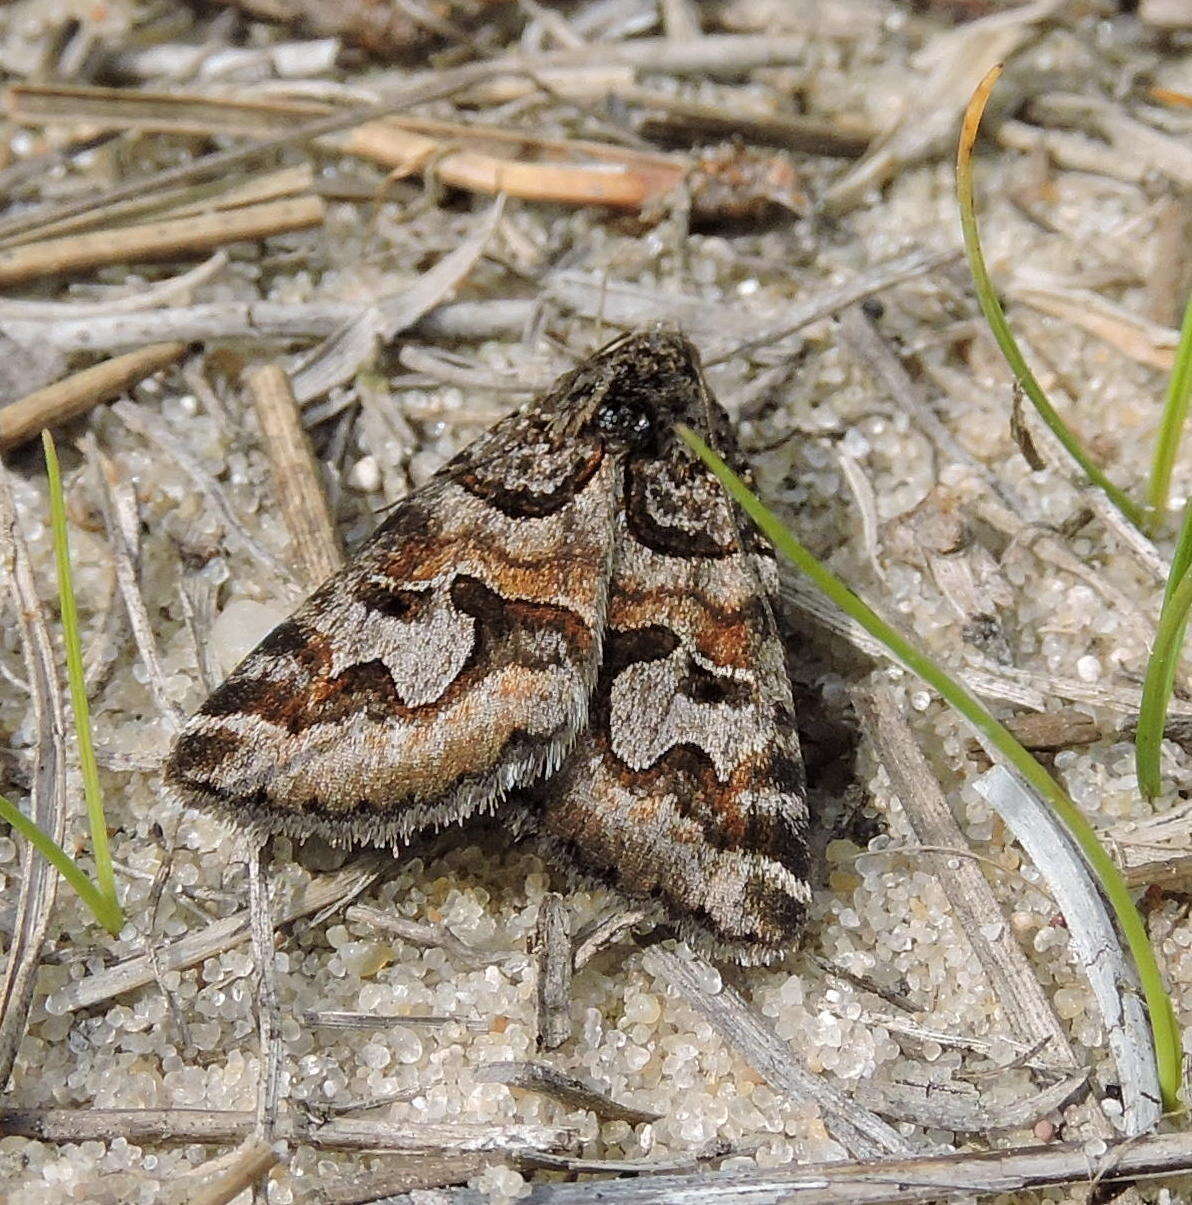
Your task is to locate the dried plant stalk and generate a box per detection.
[476,1062,661,1124]
[0,197,325,286]
[185,1137,279,1205]
[0,1107,574,1154]
[0,343,186,453]
[247,364,344,589]
[534,893,572,1050]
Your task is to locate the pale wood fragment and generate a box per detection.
[185,1137,279,1205]
[644,947,914,1159]
[0,196,325,287]
[247,364,344,589]
[0,343,186,452]
[535,894,572,1050]
[52,855,389,1012]
[476,1061,662,1125]
[0,1107,574,1153]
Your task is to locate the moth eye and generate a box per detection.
[594,399,655,448]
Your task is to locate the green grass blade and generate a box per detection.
[0,792,123,934]
[1136,499,1192,799]
[42,431,122,931]
[957,65,1148,533]
[1145,290,1192,531]
[677,423,1183,1113]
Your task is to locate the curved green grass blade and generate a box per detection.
[42,431,122,933]
[957,65,1148,533]
[0,792,122,934]
[1137,499,1192,799]
[1145,290,1192,531]
[678,423,1183,1113]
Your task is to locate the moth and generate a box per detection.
[166,329,811,964]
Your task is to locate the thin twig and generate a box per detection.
[303,1011,486,1032]
[248,846,284,1172]
[856,1071,1088,1133]
[0,252,226,319]
[571,906,651,970]
[52,855,389,1013]
[643,947,913,1159]
[0,1107,577,1153]
[388,1129,1192,1202]
[345,903,510,969]
[0,197,326,287]
[475,1062,662,1125]
[83,436,186,730]
[312,1154,503,1204]
[185,1137,280,1205]
[853,685,1080,1067]
[534,893,572,1050]
[247,364,344,589]
[0,343,187,452]
[0,298,538,354]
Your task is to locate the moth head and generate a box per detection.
[581,328,714,454]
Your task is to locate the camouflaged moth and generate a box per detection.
[166,329,810,964]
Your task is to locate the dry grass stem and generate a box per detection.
[0,298,537,356]
[0,1107,576,1153]
[0,197,326,287]
[856,690,1150,1146]
[856,1071,1088,1133]
[475,1061,662,1125]
[0,254,226,318]
[1012,283,1178,371]
[0,343,186,453]
[855,687,1088,1070]
[571,906,651,969]
[184,1137,280,1205]
[84,436,186,730]
[362,1130,1192,1202]
[313,1154,504,1203]
[534,893,572,1051]
[345,903,507,969]
[247,364,345,589]
[973,766,1162,1134]
[632,90,870,158]
[53,854,389,1013]
[248,848,284,1161]
[302,1011,485,1031]
[643,948,913,1159]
